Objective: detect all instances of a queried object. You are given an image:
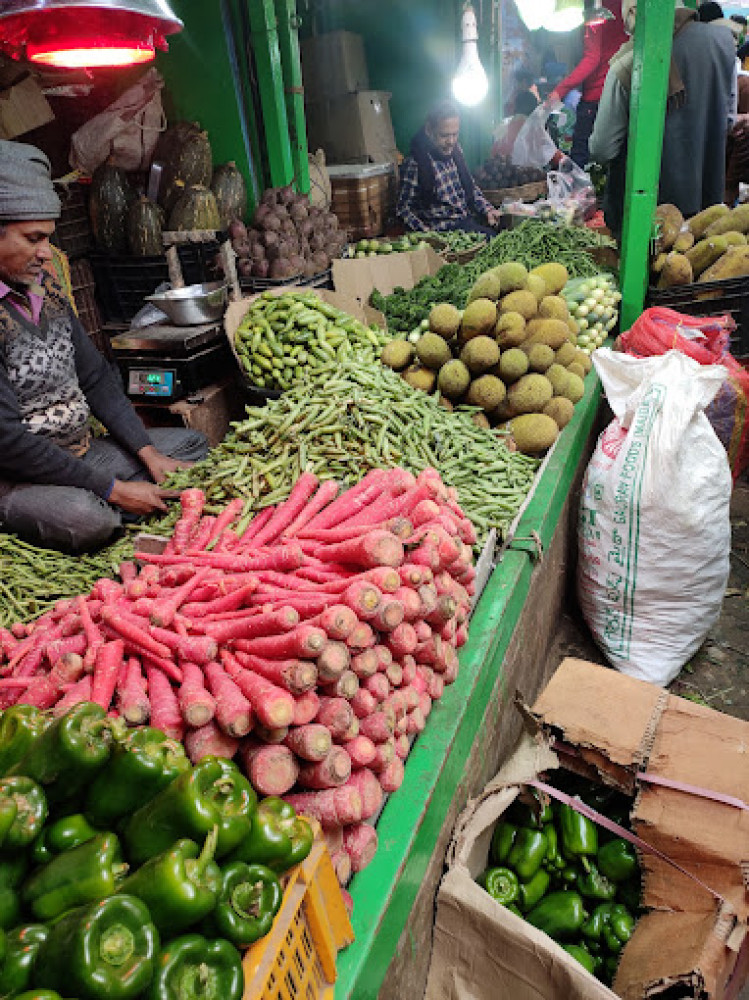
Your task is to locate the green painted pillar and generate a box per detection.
[247,0,295,187]
[618,0,674,331]
[274,0,310,193]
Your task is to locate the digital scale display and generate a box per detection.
[127,368,177,398]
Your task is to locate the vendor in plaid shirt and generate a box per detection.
[396,99,500,234]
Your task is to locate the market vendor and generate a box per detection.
[396,100,501,234]
[0,141,208,554]
[588,0,735,235]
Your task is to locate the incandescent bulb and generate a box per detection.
[452,4,489,107]
[514,0,556,31]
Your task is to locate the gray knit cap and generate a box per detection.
[0,141,61,221]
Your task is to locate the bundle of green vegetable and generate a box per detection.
[232,291,389,390]
[562,274,621,355]
[0,536,133,629]
[0,701,314,1000]
[373,220,617,336]
[158,358,540,548]
[477,776,640,988]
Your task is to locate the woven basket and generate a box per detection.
[422,234,487,265]
[483,180,547,207]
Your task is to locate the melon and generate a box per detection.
[127,196,164,257]
[210,161,247,228]
[89,161,132,254]
[167,184,221,232]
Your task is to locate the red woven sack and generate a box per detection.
[620,306,749,480]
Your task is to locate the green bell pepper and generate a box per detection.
[204,862,282,947]
[31,813,99,866]
[477,867,520,905]
[122,756,255,864]
[8,703,119,807]
[145,934,242,1000]
[490,822,517,866]
[33,895,159,1000]
[0,856,27,931]
[518,868,550,912]
[117,829,221,935]
[577,864,617,902]
[507,827,548,882]
[21,832,128,921]
[224,797,312,872]
[0,707,49,777]
[557,865,579,887]
[616,878,642,913]
[14,991,67,1000]
[526,890,586,941]
[581,903,613,944]
[562,944,596,975]
[84,727,191,829]
[0,795,17,849]
[0,924,49,997]
[597,839,638,883]
[0,777,47,850]
[505,903,522,918]
[602,904,635,954]
[558,803,598,860]
[543,825,565,871]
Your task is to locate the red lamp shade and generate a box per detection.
[0,1,183,69]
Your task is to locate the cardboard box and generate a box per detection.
[134,379,243,448]
[425,658,749,1000]
[300,31,369,102]
[329,162,396,241]
[0,74,54,139]
[332,244,444,309]
[305,90,398,165]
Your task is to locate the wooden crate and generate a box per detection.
[330,165,396,241]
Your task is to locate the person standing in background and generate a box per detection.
[547,0,628,168]
[726,40,749,204]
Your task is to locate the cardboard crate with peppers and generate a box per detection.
[0,701,318,1000]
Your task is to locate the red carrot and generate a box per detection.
[315,696,354,740]
[52,675,92,717]
[204,661,253,737]
[202,497,245,550]
[92,579,123,604]
[379,756,405,793]
[283,786,363,828]
[149,567,213,629]
[135,545,305,574]
[239,625,326,660]
[394,734,410,760]
[316,641,350,683]
[99,607,172,662]
[184,721,240,763]
[358,711,394,743]
[345,735,376,768]
[91,640,124,711]
[297,747,352,789]
[346,768,383,820]
[370,599,405,633]
[220,652,294,729]
[292,690,320,726]
[146,665,184,741]
[15,676,57,710]
[117,658,150,725]
[331,849,352,886]
[414,622,432,644]
[346,622,376,652]
[323,826,343,856]
[119,561,137,583]
[147,626,217,667]
[250,472,319,548]
[77,595,104,670]
[235,505,274,547]
[363,673,390,703]
[410,499,441,527]
[351,688,377,719]
[393,586,422,622]
[386,622,417,658]
[369,738,395,773]
[239,742,299,796]
[301,469,387,533]
[254,723,289,744]
[350,649,378,680]
[178,662,216,728]
[281,479,340,539]
[49,652,85,690]
[341,580,381,619]
[343,824,378,873]
[181,580,258,619]
[300,523,375,544]
[233,651,316,696]
[200,607,299,644]
[283,724,332,762]
[170,488,206,554]
[45,634,88,664]
[308,605,358,641]
[315,531,404,570]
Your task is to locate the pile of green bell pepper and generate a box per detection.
[476,779,641,988]
[0,702,315,1000]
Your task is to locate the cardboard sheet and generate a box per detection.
[331,245,444,309]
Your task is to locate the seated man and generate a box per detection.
[396,99,500,234]
[0,140,208,553]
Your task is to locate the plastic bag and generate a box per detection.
[70,68,165,175]
[510,103,557,170]
[577,348,731,687]
[619,306,749,480]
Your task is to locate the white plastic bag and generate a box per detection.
[577,349,731,686]
[510,103,557,169]
[69,68,165,174]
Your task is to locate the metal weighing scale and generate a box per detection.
[111,321,234,404]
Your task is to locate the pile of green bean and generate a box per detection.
[373,220,617,335]
[159,358,540,548]
[0,535,133,627]
[233,291,389,390]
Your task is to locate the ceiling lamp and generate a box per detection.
[0,0,183,70]
[452,3,489,107]
[548,0,585,32]
[514,0,556,31]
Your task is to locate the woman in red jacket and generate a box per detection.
[549,0,627,167]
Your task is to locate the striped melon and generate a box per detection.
[157,123,213,212]
[167,185,221,232]
[90,161,132,254]
[127,196,164,257]
[211,162,247,227]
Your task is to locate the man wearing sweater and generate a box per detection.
[548,0,627,168]
[0,141,208,553]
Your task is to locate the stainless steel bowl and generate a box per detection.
[145,281,228,326]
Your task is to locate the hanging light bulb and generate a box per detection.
[514,0,556,31]
[548,0,585,32]
[0,0,182,70]
[452,3,489,107]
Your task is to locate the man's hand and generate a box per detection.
[487,208,501,227]
[108,480,180,516]
[138,444,194,485]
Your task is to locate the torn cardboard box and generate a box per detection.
[332,244,444,310]
[426,658,749,1000]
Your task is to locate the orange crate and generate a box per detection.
[242,837,354,1000]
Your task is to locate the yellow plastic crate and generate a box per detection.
[242,836,354,1000]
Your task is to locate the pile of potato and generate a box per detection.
[380,261,594,455]
[653,202,749,288]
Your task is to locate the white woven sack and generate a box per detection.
[577,348,731,686]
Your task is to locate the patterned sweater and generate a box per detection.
[0,275,151,498]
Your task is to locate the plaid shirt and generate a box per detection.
[396,149,494,231]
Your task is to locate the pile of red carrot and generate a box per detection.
[0,466,475,880]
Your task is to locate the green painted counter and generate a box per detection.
[335,371,606,1000]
